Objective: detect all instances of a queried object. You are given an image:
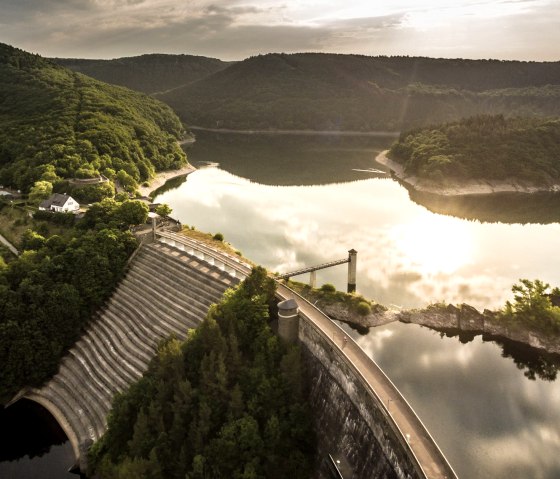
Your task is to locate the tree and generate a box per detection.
[116,170,138,194]
[509,279,551,317]
[116,200,149,227]
[154,203,172,217]
[28,180,53,204]
[20,229,46,251]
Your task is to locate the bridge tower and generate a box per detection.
[347,249,357,293]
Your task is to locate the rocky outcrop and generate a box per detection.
[398,304,560,355]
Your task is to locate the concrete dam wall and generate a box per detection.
[11,231,454,478]
[18,240,239,470]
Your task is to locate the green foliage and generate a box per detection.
[0,200,138,402]
[212,232,224,241]
[67,181,116,203]
[0,43,187,197]
[33,209,75,226]
[55,54,229,95]
[154,204,172,217]
[389,115,560,185]
[115,200,149,227]
[500,279,560,333]
[28,181,53,204]
[20,229,46,251]
[78,198,149,230]
[89,267,315,479]
[356,301,372,316]
[320,283,336,293]
[158,53,560,132]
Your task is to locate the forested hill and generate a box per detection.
[0,43,186,195]
[388,115,560,185]
[156,53,560,131]
[54,54,231,94]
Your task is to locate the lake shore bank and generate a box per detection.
[190,126,400,137]
[375,150,560,196]
[293,286,560,356]
[138,164,196,198]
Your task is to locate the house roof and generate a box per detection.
[39,193,77,209]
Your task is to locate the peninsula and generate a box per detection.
[381,115,560,196]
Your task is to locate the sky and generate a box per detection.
[1,0,558,61]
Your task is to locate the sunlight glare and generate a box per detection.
[391,213,473,275]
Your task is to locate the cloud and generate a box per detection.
[0,0,558,60]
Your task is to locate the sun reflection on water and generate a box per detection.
[391,213,474,275]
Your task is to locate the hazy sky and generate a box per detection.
[1,0,558,61]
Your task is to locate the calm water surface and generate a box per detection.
[155,132,560,478]
[0,400,76,479]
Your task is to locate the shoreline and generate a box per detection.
[190,126,400,137]
[138,164,196,198]
[375,150,560,196]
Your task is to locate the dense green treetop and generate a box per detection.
[156,53,560,131]
[89,267,315,479]
[54,54,231,95]
[0,198,150,403]
[0,43,187,194]
[388,115,560,185]
[500,279,560,336]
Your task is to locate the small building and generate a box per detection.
[39,193,80,213]
[0,190,15,200]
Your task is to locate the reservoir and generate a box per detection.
[2,131,560,478]
[154,131,560,478]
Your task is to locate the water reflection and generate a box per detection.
[407,188,560,225]
[349,322,560,479]
[157,132,560,479]
[185,131,392,186]
[0,400,76,479]
[157,166,560,310]
[435,328,560,381]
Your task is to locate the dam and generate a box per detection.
[10,229,456,478]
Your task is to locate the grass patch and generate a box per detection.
[288,280,386,315]
[0,203,69,248]
[178,226,255,265]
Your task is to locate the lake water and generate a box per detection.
[0,400,76,479]
[154,131,560,479]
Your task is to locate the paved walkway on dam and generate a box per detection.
[159,230,457,479]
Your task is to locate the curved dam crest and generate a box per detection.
[10,231,455,478]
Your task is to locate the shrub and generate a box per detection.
[356,301,372,316]
[320,283,336,293]
[213,232,224,241]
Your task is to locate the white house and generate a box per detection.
[39,193,80,213]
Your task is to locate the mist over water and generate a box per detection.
[154,131,560,478]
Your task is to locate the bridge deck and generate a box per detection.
[277,257,348,279]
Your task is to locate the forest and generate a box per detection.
[153,53,560,131]
[388,115,560,185]
[54,54,230,95]
[57,52,560,132]
[89,267,316,479]
[0,43,187,197]
[0,198,149,403]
